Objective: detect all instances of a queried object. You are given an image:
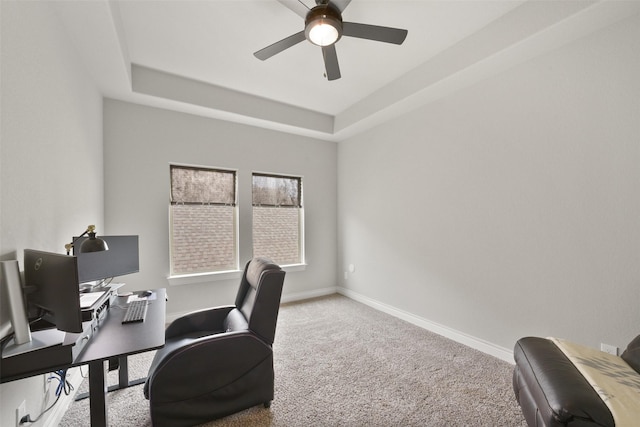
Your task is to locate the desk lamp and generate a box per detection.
[65,225,109,255]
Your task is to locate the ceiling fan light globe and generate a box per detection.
[305,5,343,47]
[309,22,339,46]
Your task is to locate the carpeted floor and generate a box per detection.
[60,294,527,426]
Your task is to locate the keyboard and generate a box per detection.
[122,300,148,324]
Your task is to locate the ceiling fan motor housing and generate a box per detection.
[305,5,343,46]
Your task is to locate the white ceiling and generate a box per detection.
[51,0,640,141]
[116,0,522,114]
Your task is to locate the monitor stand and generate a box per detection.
[1,327,89,380]
[2,328,66,358]
[1,260,32,345]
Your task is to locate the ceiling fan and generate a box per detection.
[254,0,408,81]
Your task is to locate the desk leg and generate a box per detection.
[118,356,128,388]
[76,355,147,402]
[88,360,108,427]
[110,356,146,389]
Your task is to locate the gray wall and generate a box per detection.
[0,2,103,426]
[103,100,337,318]
[337,13,640,356]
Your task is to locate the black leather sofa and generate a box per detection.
[513,335,640,427]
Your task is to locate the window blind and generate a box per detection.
[252,174,301,207]
[170,166,236,205]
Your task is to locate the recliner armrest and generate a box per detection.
[165,305,235,339]
[145,331,272,402]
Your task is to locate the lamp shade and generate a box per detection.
[80,232,109,253]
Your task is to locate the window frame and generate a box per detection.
[168,164,240,282]
[251,171,306,267]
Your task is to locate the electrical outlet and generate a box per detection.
[600,343,618,355]
[16,400,26,427]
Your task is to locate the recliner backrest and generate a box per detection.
[234,257,285,345]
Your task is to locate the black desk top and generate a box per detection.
[75,289,166,365]
[1,289,166,382]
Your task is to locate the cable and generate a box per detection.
[51,369,74,396]
[95,277,114,290]
[19,369,74,425]
[19,394,60,425]
[97,277,112,288]
[0,332,14,351]
[79,364,89,378]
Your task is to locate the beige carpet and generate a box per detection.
[60,294,527,426]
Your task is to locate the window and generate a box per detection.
[170,165,237,276]
[252,173,304,265]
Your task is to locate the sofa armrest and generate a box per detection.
[513,337,614,427]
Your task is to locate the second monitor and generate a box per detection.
[73,235,139,284]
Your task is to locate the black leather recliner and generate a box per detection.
[144,257,286,427]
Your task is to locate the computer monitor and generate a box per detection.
[23,249,84,334]
[73,235,139,284]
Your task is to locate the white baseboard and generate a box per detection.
[280,286,338,304]
[337,287,515,364]
[165,286,339,323]
[165,285,514,363]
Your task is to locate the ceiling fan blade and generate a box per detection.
[276,0,310,18]
[254,31,306,61]
[343,22,408,45]
[328,0,352,13]
[322,44,341,81]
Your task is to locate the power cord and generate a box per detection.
[96,277,113,289]
[19,369,74,425]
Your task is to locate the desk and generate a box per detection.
[75,289,166,426]
[1,289,166,427]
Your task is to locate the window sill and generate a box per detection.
[167,263,306,286]
[168,269,243,286]
[280,263,307,272]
